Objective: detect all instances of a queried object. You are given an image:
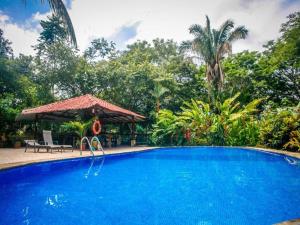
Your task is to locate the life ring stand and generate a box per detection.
[92,120,101,135]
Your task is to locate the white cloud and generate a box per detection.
[0,9,56,56]
[32,11,52,22]
[1,0,300,55]
[0,11,49,56]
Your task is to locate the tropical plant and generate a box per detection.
[151,110,184,145]
[259,104,300,150]
[60,120,92,146]
[152,93,263,146]
[180,16,248,93]
[183,93,263,145]
[284,130,300,151]
[151,82,169,112]
[178,99,212,144]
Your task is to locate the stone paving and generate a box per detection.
[0,146,158,170]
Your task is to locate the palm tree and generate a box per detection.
[180,16,248,93]
[151,83,169,112]
[24,0,77,47]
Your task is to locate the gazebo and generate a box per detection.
[17,94,145,146]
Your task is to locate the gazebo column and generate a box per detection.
[130,117,136,147]
[34,115,38,140]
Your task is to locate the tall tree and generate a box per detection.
[180,16,248,94]
[34,15,78,99]
[0,29,13,58]
[84,38,116,61]
[35,15,69,55]
[23,0,77,46]
[151,82,169,112]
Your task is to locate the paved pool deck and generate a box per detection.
[0,146,299,170]
[0,146,159,170]
[243,146,300,159]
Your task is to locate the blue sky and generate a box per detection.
[0,0,299,55]
[0,0,49,24]
[0,0,72,23]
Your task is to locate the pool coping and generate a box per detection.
[0,146,299,171]
[156,145,300,159]
[0,147,160,171]
[240,146,300,159]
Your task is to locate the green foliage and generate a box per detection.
[259,105,300,151]
[84,38,116,60]
[0,29,13,58]
[0,94,20,130]
[39,15,68,46]
[152,94,263,146]
[284,130,300,151]
[151,110,184,145]
[60,120,92,138]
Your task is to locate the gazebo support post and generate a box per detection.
[130,117,136,147]
[34,115,38,140]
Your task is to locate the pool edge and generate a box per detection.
[1,146,299,171]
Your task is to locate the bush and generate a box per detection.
[259,104,300,151]
[152,93,263,146]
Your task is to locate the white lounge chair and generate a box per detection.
[24,139,60,153]
[43,130,73,153]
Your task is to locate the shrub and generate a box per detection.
[152,93,263,146]
[259,104,300,150]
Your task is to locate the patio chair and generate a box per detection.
[43,130,73,153]
[24,140,60,153]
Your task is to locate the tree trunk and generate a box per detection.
[156,99,160,112]
[206,61,224,93]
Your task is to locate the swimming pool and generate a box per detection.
[0,147,299,225]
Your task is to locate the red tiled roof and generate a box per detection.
[21,94,144,119]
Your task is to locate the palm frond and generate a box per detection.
[43,0,77,47]
[205,15,211,33]
[203,16,216,63]
[192,37,214,63]
[179,41,193,53]
[228,26,248,42]
[212,29,220,49]
[189,24,206,37]
[217,19,234,44]
[27,0,77,46]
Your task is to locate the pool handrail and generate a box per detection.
[80,136,105,156]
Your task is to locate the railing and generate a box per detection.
[80,136,105,156]
[90,136,104,154]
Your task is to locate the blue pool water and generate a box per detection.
[0,147,300,225]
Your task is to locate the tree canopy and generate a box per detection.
[0,12,299,150]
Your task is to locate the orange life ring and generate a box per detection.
[92,120,101,135]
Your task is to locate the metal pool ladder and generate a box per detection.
[80,136,105,157]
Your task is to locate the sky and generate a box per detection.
[0,0,299,56]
